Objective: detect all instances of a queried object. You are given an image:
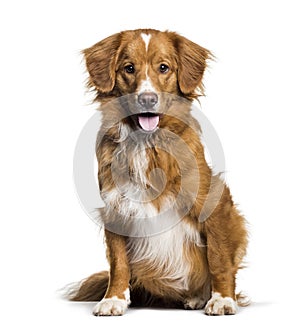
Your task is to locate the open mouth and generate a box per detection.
[137,112,160,132]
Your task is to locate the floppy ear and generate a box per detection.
[83,33,121,94]
[175,35,212,97]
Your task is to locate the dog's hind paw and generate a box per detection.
[184,296,207,309]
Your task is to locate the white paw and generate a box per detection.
[205,292,237,315]
[184,296,206,309]
[93,297,128,316]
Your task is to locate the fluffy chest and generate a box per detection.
[101,143,155,216]
[101,131,169,218]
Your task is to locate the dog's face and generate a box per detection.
[84,29,211,132]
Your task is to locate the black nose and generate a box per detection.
[138,92,158,109]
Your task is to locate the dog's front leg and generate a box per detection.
[204,222,240,315]
[93,230,130,316]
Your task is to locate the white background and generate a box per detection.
[1,0,299,327]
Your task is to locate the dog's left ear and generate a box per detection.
[83,33,121,94]
[175,34,212,97]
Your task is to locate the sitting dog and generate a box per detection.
[70,29,248,316]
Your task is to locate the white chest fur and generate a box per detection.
[127,218,202,291]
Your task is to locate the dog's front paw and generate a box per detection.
[205,292,237,315]
[93,297,128,316]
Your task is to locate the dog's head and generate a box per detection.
[83,29,212,132]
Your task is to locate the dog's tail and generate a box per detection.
[66,271,182,308]
[68,271,109,302]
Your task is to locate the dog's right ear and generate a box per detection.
[83,33,121,94]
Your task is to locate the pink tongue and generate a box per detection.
[138,115,159,131]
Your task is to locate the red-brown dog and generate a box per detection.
[70,29,248,316]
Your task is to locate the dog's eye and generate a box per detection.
[124,64,135,74]
[159,64,169,73]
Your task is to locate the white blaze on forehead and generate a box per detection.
[139,33,156,95]
[141,33,151,52]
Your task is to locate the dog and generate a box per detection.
[70,29,248,316]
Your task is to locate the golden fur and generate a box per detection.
[70,29,248,316]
